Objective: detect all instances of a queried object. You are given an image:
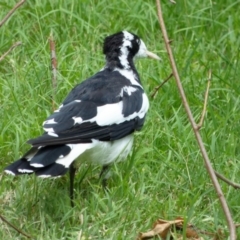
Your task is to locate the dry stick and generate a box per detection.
[215,171,240,189]
[0,41,22,62]
[49,31,57,111]
[155,1,236,239]
[151,73,173,98]
[0,214,32,239]
[197,70,211,129]
[0,0,26,28]
[0,0,25,61]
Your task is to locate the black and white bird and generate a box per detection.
[4,31,160,206]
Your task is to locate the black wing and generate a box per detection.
[28,69,149,147]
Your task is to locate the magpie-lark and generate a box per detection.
[4,31,160,206]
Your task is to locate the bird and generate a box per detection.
[4,31,160,206]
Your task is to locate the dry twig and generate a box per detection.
[0,0,26,28]
[0,214,33,239]
[0,0,26,62]
[151,73,173,98]
[235,223,240,228]
[49,31,58,110]
[215,171,240,189]
[155,0,236,239]
[0,41,22,62]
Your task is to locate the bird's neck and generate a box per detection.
[104,56,140,82]
[104,48,138,73]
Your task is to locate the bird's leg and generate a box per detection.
[69,163,77,207]
[99,165,110,190]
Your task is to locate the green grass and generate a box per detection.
[1,0,240,239]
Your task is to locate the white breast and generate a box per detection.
[78,134,134,166]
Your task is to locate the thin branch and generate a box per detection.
[155,1,236,239]
[197,70,211,129]
[0,41,22,62]
[235,223,240,228]
[0,0,26,28]
[151,73,173,98]
[49,31,57,111]
[0,214,33,239]
[215,171,240,189]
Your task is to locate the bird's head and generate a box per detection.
[103,31,160,69]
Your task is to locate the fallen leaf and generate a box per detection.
[138,218,183,239]
[137,218,201,240]
[174,219,199,238]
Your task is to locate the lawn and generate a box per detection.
[1,0,240,239]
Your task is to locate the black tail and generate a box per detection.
[4,145,72,178]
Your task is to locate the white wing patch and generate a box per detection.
[95,102,124,125]
[85,92,148,126]
[72,116,83,125]
[120,86,137,97]
[43,127,59,137]
[43,118,57,125]
[43,91,148,130]
[66,101,124,126]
